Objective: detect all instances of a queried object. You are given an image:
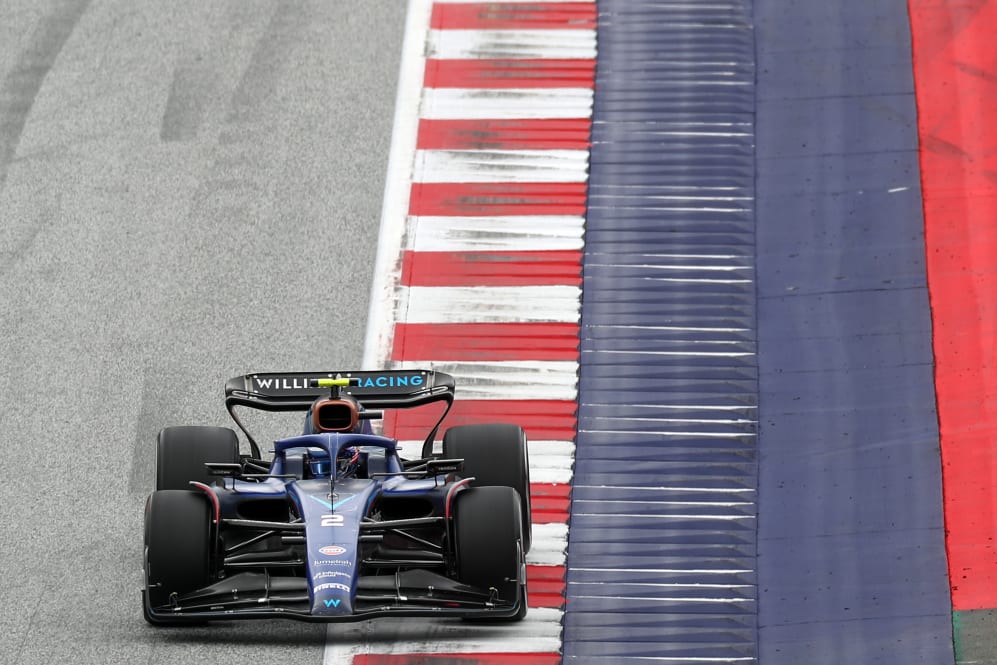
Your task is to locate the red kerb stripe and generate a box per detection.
[402,250,581,287]
[354,654,560,665]
[425,59,595,89]
[531,482,570,523]
[417,118,591,150]
[392,322,579,362]
[431,3,596,30]
[528,564,566,608]
[383,400,576,442]
[409,182,587,217]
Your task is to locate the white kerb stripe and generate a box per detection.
[530,523,568,565]
[432,0,592,3]
[393,360,577,401]
[422,88,593,120]
[395,439,574,463]
[399,285,581,323]
[428,29,596,60]
[414,149,589,183]
[323,608,564,663]
[408,215,585,252]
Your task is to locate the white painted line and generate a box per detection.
[432,0,592,3]
[414,149,589,183]
[589,325,752,332]
[409,215,585,252]
[362,0,432,370]
[428,29,596,60]
[393,359,577,401]
[571,582,755,590]
[572,567,755,574]
[572,485,756,493]
[597,403,756,410]
[585,263,751,272]
[422,88,594,119]
[396,438,573,460]
[583,416,756,425]
[572,513,755,520]
[573,499,754,508]
[582,350,755,357]
[323,608,564,663]
[399,285,581,323]
[576,429,756,438]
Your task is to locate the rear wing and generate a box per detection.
[224,370,455,458]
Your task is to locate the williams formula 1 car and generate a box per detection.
[142,369,531,624]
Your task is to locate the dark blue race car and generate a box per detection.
[142,369,531,624]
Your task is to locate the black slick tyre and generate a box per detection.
[454,486,527,621]
[143,489,213,625]
[156,425,239,491]
[442,423,532,553]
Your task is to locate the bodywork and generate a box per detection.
[142,369,527,623]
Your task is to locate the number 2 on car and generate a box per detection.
[321,514,344,527]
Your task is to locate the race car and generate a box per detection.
[142,369,531,624]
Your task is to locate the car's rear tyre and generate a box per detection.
[454,486,527,621]
[156,425,240,491]
[443,423,531,553]
[143,489,213,625]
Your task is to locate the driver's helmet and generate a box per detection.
[336,445,360,478]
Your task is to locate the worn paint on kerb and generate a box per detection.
[393,359,578,400]
[399,285,581,323]
[428,30,596,59]
[408,216,585,251]
[422,88,594,119]
[346,0,595,661]
[414,149,590,182]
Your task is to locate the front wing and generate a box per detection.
[143,569,526,623]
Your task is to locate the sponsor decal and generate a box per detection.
[356,374,423,389]
[323,599,341,608]
[313,570,351,581]
[315,582,351,593]
[252,373,425,392]
[319,545,347,556]
[313,559,353,567]
[253,377,312,391]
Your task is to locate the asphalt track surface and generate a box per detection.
[0,1,405,663]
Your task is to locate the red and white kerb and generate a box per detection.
[339,1,595,662]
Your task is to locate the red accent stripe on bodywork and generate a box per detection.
[409,182,588,217]
[383,400,576,442]
[417,118,591,150]
[401,250,582,287]
[531,482,570,523]
[353,654,561,665]
[909,0,997,610]
[425,59,596,89]
[392,322,579,362]
[430,2,596,30]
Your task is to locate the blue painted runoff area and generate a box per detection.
[753,0,953,663]
[564,1,758,661]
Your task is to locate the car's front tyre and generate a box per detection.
[453,486,527,621]
[143,489,213,625]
